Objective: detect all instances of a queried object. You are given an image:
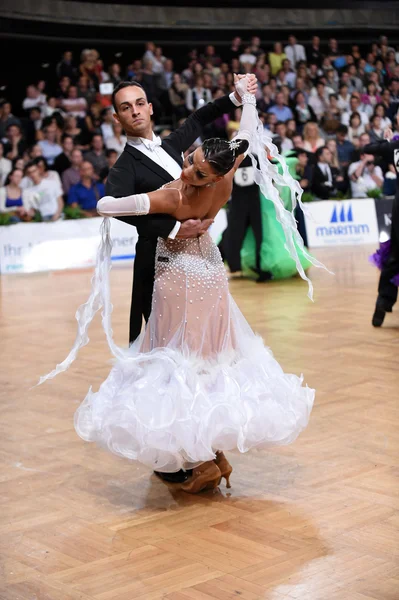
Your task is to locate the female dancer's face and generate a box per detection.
[181,147,222,187]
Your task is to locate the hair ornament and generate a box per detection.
[228,139,241,152]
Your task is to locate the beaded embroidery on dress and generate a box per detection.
[38,80,316,472]
[71,229,314,473]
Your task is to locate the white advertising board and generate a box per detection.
[0,210,227,275]
[303,199,380,248]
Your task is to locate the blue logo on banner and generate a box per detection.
[330,204,353,223]
[316,204,369,238]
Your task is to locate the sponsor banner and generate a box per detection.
[304,199,379,248]
[0,210,227,275]
[374,197,393,241]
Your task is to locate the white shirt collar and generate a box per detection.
[127,132,162,150]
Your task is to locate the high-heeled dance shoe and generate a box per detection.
[181,461,222,494]
[214,451,233,488]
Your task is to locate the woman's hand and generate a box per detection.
[234,74,257,103]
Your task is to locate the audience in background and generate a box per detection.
[1,33,399,224]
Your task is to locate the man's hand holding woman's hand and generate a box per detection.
[234,73,258,103]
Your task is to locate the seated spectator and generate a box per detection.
[105,122,127,156]
[21,156,62,194]
[84,102,103,135]
[275,122,294,153]
[312,146,347,199]
[326,139,341,171]
[23,107,43,146]
[335,125,355,168]
[3,124,28,161]
[368,115,385,143]
[64,115,91,151]
[267,91,293,123]
[373,103,392,130]
[337,83,351,113]
[53,135,74,175]
[24,160,63,220]
[348,151,384,198]
[293,91,316,131]
[56,50,77,81]
[360,82,382,117]
[286,118,297,138]
[186,75,212,112]
[84,134,107,176]
[61,85,88,120]
[38,122,62,166]
[294,148,313,193]
[67,161,105,217]
[284,35,306,68]
[320,94,342,135]
[341,94,370,128]
[0,101,21,139]
[347,112,366,143]
[269,42,287,76]
[0,167,38,221]
[168,73,189,121]
[303,122,325,153]
[309,81,329,121]
[55,76,71,100]
[100,108,115,141]
[257,84,274,116]
[0,141,12,186]
[277,59,296,89]
[160,58,175,90]
[22,84,47,115]
[100,149,118,184]
[107,63,122,87]
[61,148,83,196]
[29,144,43,159]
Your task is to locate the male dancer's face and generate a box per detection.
[113,86,153,139]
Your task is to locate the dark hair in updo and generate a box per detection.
[202,137,249,175]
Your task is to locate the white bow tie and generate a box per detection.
[143,137,162,151]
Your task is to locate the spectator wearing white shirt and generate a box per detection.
[279,59,297,89]
[21,156,63,197]
[284,35,306,68]
[100,108,115,141]
[38,122,63,166]
[275,122,294,152]
[309,81,329,121]
[61,86,88,120]
[373,103,392,131]
[24,160,63,220]
[341,95,370,128]
[337,83,351,113]
[186,76,212,112]
[105,122,127,156]
[22,85,47,115]
[347,112,366,143]
[348,151,383,198]
[239,47,257,68]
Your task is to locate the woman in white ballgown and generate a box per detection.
[39,78,326,493]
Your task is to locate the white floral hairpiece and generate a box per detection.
[229,139,241,152]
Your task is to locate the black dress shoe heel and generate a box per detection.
[372,306,386,327]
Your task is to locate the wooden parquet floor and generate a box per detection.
[0,244,398,600]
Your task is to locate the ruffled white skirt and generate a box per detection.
[74,233,315,472]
